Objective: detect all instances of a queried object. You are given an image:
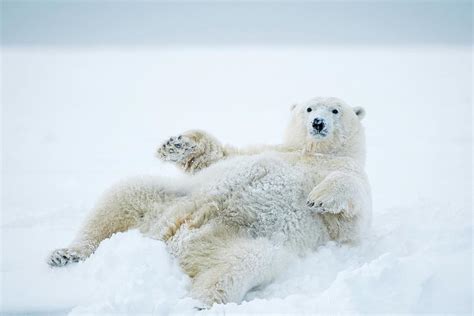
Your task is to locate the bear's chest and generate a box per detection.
[187,154,330,246]
[194,153,326,197]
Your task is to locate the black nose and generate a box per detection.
[312,118,325,132]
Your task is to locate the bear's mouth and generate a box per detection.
[310,128,329,138]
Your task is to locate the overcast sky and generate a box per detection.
[2,1,472,47]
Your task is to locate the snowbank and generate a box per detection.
[1,47,471,314]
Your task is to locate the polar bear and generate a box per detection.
[48,97,371,306]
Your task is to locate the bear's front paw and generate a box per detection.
[157,135,197,163]
[306,185,354,216]
[47,248,84,267]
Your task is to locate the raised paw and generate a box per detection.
[156,135,197,163]
[47,248,84,267]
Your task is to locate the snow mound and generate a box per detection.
[30,202,468,315]
[2,47,471,314]
[68,231,194,315]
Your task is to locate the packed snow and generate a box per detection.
[1,47,472,314]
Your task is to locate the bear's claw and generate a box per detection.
[306,200,326,213]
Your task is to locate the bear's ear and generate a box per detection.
[353,106,366,120]
[289,103,298,111]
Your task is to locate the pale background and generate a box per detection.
[1,1,472,314]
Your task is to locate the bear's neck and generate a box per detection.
[303,128,366,166]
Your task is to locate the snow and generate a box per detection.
[1,46,472,314]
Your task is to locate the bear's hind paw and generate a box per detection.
[47,248,84,267]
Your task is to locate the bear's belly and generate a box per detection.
[189,153,330,251]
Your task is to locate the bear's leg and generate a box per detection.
[48,176,184,267]
[189,237,293,306]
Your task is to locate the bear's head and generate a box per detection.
[284,97,366,164]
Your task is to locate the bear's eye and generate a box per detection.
[306,107,312,113]
[332,109,339,114]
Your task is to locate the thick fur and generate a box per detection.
[48,97,372,306]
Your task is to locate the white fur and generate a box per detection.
[48,97,372,307]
